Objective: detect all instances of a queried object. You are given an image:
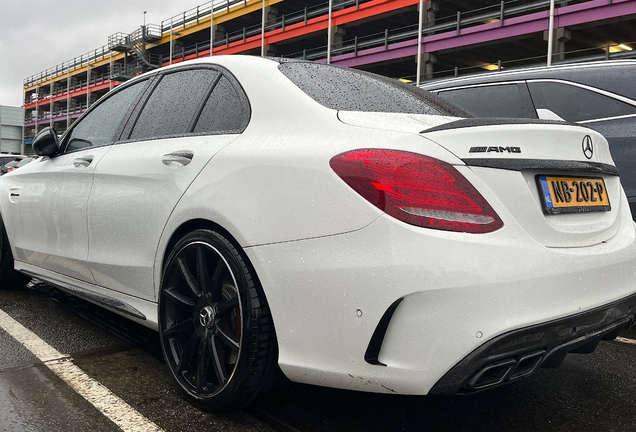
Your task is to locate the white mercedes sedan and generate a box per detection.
[2,56,635,411]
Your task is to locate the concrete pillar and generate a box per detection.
[34,85,39,135]
[212,25,225,42]
[544,27,571,62]
[422,1,439,28]
[264,6,278,23]
[262,44,278,56]
[86,63,91,109]
[415,52,437,82]
[261,7,278,56]
[50,78,54,129]
[330,26,346,50]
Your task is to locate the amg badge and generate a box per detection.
[469,146,521,154]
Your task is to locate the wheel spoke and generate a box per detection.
[196,330,211,392]
[176,332,199,375]
[196,246,212,296]
[216,297,238,316]
[210,335,228,384]
[163,318,193,337]
[209,258,226,302]
[177,256,201,298]
[216,323,240,350]
[164,287,196,308]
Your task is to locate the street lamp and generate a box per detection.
[143,10,147,28]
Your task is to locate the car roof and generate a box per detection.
[421,60,636,100]
[128,55,280,82]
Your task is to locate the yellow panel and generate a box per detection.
[26,0,286,91]
[150,0,285,45]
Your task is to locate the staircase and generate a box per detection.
[108,25,163,80]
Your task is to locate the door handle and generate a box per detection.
[73,156,94,168]
[162,151,193,166]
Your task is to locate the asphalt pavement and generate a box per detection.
[1,281,635,432]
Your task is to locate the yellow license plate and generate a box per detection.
[537,176,611,215]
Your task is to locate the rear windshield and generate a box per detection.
[278,62,470,117]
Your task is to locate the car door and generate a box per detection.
[12,79,149,282]
[86,66,250,300]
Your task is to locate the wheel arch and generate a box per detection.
[162,218,238,268]
[158,218,278,333]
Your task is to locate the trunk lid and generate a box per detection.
[421,119,623,247]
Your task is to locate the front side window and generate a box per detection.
[64,80,147,152]
[278,61,469,117]
[437,83,538,119]
[129,69,219,140]
[528,81,636,122]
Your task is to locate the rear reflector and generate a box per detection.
[330,149,503,233]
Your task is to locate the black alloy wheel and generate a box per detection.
[159,229,279,411]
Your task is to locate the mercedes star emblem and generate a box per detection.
[199,306,216,328]
[582,135,594,160]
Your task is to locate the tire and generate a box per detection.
[158,229,280,412]
[0,216,28,289]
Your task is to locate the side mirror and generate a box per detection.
[33,127,60,157]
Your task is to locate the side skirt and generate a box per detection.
[20,269,147,321]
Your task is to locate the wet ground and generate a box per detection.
[1,282,635,432]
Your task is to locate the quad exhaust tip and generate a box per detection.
[464,350,545,391]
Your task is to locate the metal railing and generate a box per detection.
[417,40,636,83]
[23,45,113,88]
[285,0,576,60]
[108,25,162,51]
[24,73,113,105]
[24,103,89,122]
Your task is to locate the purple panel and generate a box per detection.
[331,0,636,68]
[557,0,636,27]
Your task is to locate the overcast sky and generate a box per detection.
[0,0,202,107]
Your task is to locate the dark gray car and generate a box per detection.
[421,60,636,217]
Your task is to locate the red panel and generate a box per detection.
[161,0,422,64]
[24,80,119,110]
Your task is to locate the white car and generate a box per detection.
[2,56,635,411]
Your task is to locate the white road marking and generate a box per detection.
[614,336,636,346]
[0,308,164,432]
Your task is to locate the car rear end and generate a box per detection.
[397,118,636,393]
[249,117,636,396]
[230,58,636,395]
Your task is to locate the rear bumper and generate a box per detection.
[246,201,636,395]
[430,292,636,394]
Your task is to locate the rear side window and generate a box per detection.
[528,81,636,122]
[193,76,250,134]
[64,80,147,152]
[130,69,218,140]
[437,84,538,119]
[279,62,469,117]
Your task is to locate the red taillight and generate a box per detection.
[330,149,503,233]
